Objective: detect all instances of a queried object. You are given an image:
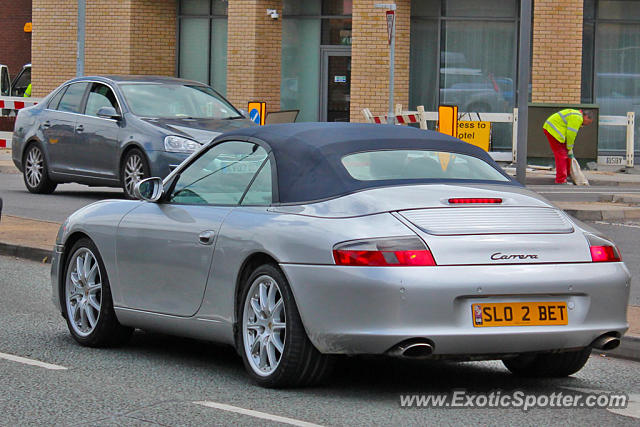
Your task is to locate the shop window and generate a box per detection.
[583,0,640,153]
[410,0,518,151]
[281,0,352,121]
[178,0,228,94]
[443,0,516,18]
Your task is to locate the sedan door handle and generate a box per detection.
[199,230,216,245]
[76,124,84,132]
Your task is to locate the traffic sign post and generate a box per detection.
[247,101,266,126]
[375,3,396,125]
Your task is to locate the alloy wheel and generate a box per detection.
[25,146,44,188]
[123,153,144,196]
[242,275,287,377]
[65,248,102,337]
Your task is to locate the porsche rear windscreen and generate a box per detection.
[341,150,510,182]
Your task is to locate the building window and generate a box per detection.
[410,0,519,151]
[178,0,228,95]
[582,0,640,154]
[281,0,352,122]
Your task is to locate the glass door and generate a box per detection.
[320,48,351,122]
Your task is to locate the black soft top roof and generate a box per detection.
[216,123,517,204]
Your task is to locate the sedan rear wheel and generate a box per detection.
[23,143,57,194]
[121,149,149,199]
[502,347,591,377]
[63,238,133,347]
[239,264,333,387]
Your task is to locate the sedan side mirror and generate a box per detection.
[96,106,122,120]
[134,177,164,202]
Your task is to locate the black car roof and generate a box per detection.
[216,123,517,204]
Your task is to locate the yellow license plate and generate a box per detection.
[472,302,568,327]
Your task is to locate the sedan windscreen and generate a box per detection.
[341,150,510,182]
[120,83,241,119]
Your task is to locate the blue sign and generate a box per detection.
[250,108,261,124]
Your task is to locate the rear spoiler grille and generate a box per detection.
[399,207,574,235]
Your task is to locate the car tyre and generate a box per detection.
[23,143,57,194]
[62,238,133,347]
[502,347,591,377]
[238,264,333,388]
[121,148,150,199]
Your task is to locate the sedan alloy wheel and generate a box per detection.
[23,144,57,194]
[25,146,44,188]
[122,149,149,198]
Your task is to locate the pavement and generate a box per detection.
[1,147,639,362]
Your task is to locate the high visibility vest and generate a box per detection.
[543,109,583,151]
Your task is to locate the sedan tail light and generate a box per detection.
[333,237,436,266]
[585,234,621,262]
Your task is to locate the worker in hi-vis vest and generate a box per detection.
[543,109,593,184]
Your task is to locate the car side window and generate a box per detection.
[170,141,269,205]
[240,160,273,205]
[48,86,67,110]
[57,82,89,113]
[85,83,119,117]
[1,68,9,96]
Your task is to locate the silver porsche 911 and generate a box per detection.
[51,123,630,387]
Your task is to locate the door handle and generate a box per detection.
[42,121,51,128]
[76,124,84,132]
[198,230,216,245]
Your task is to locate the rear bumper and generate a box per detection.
[281,262,630,356]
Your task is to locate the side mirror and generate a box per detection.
[97,106,122,120]
[133,177,164,202]
[239,108,250,119]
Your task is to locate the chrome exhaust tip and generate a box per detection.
[591,335,621,351]
[389,340,434,358]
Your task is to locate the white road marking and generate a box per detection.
[0,351,67,370]
[194,401,323,426]
[594,221,640,229]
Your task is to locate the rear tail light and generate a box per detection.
[333,237,436,266]
[448,198,502,204]
[585,234,621,262]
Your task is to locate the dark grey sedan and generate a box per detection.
[11,76,254,198]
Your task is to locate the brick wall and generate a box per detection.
[86,0,176,77]
[531,0,583,103]
[130,0,176,76]
[85,1,133,76]
[350,0,410,122]
[227,0,282,112]
[32,0,77,97]
[32,0,176,97]
[0,0,32,77]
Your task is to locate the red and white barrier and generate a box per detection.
[0,131,12,148]
[362,105,428,129]
[0,96,41,114]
